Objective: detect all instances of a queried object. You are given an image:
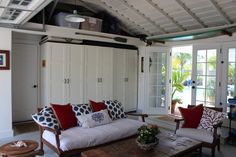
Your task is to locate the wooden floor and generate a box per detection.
[13,121,38,135]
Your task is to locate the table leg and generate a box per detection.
[199,146,202,157]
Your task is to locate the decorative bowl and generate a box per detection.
[136,138,159,151]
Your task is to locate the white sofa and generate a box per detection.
[38,113,148,157]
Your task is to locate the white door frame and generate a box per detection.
[192,44,221,107]
[12,40,40,122]
[221,42,236,111]
[144,46,171,115]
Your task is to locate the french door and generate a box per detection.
[145,47,171,114]
[192,44,221,107]
[222,43,236,111]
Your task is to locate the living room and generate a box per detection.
[0,0,236,157]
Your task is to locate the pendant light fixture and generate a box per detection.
[65,0,85,23]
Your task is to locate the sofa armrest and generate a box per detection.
[174,118,184,134]
[38,124,61,152]
[213,121,223,139]
[125,112,148,122]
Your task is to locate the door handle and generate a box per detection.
[33,85,38,88]
[141,57,144,73]
[192,86,195,89]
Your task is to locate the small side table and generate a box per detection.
[0,140,40,157]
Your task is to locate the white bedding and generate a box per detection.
[42,118,145,151]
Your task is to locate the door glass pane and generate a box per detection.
[197,63,206,75]
[196,88,205,101]
[197,50,206,62]
[227,48,236,100]
[195,49,217,106]
[149,52,166,108]
[207,63,216,76]
[228,48,235,62]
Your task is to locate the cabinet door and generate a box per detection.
[84,46,101,102]
[50,43,68,104]
[125,50,138,111]
[68,44,84,104]
[100,47,113,101]
[113,49,126,107]
[85,46,113,102]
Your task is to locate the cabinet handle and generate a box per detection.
[67,79,70,84]
[124,78,128,82]
[98,78,102,83]
[64,79,67,84]
[141,57,144,73]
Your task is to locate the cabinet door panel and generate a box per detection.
[69,45,84,104]
[85,46,100,102]
[101,47,113,101]
[125,50,138,111]
[50,43,67,104]
[113,49,126,106]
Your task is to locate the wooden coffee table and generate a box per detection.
[81,131,202,157]
[0,140,43,157]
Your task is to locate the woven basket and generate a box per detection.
[136,138,159,151]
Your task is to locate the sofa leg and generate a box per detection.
[211,147,215,157]
[217,143,220,151]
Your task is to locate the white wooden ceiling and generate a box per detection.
[66,0,236,36]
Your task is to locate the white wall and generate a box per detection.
[0,28,13,138]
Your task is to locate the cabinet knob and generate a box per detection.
[33,85,38,88]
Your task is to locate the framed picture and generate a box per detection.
[0,50,10,70]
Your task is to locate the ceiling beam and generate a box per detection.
[81,0,152,35]
[0,6,33,12]
[145,0,185,31]
[119,0,167,34]
[209,0,233,24]
[175,0,207,28]
[47,0,59,23]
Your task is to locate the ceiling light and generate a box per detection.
[64,0,85,23]
[65,10,85,23]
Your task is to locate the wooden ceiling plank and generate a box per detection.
[175,0,208,28]
[145,0,185,31]
[119,0,167,34]
[208,0,233,24]
[94,0,152,35]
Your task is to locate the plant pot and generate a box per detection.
[136,138,159,151]
[171,100,177,114]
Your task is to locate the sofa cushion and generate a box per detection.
[176,128,214,143]
[178,104,203,128]
[32,106,60,130]
[51,104,77,130]
[72,104,92,116]
[90,100,107,112]
[197,107,226,132]
[77,109,112,128]
[42,118,145,151]
[103,100,126,120]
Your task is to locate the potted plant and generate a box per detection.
[171,70,189,113]
[136,125,160,150]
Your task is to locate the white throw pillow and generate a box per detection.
[197,107,226,132]
[77,109,112,128]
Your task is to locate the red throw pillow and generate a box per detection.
[90,100,107,112]
[51,103,77,130]
[178,104,204,128]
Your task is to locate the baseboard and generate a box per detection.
[0,129,14,139]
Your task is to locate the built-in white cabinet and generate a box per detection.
[113,49,138,111]
[84,46,113,103]
[41,42,84,105]
[41,42,138,111]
